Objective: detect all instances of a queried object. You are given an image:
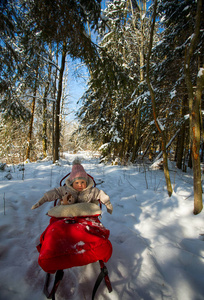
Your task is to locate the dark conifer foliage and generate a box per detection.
[77,0,150,162]
[0,0,21,92]
[151,0,204,166]
[155,0,203,89]
[28,0,102,64]
[0,0,32,120]
[0,0,203,170]
[77,0,203,167]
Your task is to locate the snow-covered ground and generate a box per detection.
[0,152,204,300]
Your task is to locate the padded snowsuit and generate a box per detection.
[36,176,112,211]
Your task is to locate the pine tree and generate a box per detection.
[154,0,204,212]
[25,0,103,161]
[78,0,142,162]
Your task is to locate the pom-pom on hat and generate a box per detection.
[69,158,88,184]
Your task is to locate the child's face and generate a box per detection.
[72,179,87,191]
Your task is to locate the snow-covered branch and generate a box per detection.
[37,53,60,71]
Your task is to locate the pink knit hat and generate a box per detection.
[69,158,88,184]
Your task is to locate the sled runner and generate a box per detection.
[36,173,113,300]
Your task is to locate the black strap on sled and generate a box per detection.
[92,261,112,300]
[44,270,64,300]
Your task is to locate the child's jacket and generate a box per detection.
[37,176,111,209]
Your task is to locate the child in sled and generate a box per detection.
[31,158,113,214]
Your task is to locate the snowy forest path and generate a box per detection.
[0,155,204,300]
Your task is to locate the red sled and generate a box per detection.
[36,173,113,300]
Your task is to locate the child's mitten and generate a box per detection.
[106,202,113,214]
[31,196,47,209]
[31,202,40,210]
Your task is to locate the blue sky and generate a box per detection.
[66,58,88,121]
[68,0,107,119]
[67,0,107,121]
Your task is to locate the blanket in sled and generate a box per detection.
[36,203,112,274]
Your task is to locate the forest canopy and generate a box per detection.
[0,0,203,172]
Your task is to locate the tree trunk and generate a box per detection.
[51,101,55,160]
[51,45,58,160]
[191,92,203,214]
[26,93,36,160]
[42,45,52,158]
[26,70,38,160]
[53,41,67,162]
[146,0,172,197]
[184,0,203,214]
[129,0,146,162]
[42,78,51,158]
[176,96,187,169]
[131,104,141,162]
[42,97,47,157]
[176,128,185,169]
[191,72,203,214]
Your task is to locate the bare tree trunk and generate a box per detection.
[52,101,55,159]
[51,45,58,160]
[53,41,67,162]
[146,0,172,197]
[176,96,187,169]
[26,93,36,160]
[129,0,146,162]
[131,105,141,161]
[176,126,185,169]
[42,45,52,158]
[184,0,203,214]
[26,68,38,160]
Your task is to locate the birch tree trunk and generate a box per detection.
[146,0,172,197]
[184,0,203,214]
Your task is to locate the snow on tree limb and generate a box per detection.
[153,128,181,162]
